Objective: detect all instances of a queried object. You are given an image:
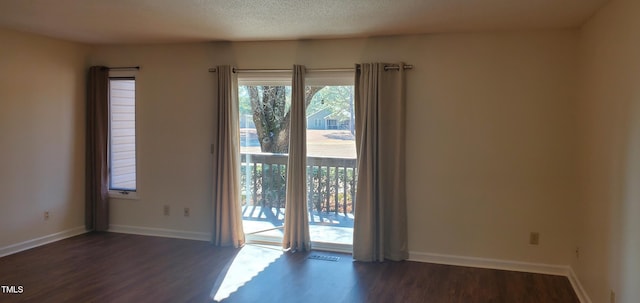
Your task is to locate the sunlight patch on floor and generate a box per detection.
[210,244,283,302]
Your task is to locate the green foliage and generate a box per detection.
[240,163,287,208]
[306,86,354,120]
[307,166,356,214]
[239,86,250,115]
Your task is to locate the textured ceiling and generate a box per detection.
[0,0,609,44]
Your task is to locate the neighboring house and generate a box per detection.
[307,107,352,130]
[307,108,332,129]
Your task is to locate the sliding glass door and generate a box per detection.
[237,71,356,250]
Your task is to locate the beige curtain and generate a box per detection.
[86,66,110,231]
[353,63,408,261]
[213,65,245,247]
[282,65,311,251]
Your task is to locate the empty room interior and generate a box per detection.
[1,0,639,302]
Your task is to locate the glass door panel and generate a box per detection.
[305,85,357,248]
[239,84,291,243]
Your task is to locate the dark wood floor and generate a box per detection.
[0,232,579,303]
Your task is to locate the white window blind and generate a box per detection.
[109,78,136,191]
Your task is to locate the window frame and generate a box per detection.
[107,71,139,200]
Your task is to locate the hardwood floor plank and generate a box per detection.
[0,232,579,303]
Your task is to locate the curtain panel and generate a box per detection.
[212,65,246,247]
[283,65,311,251]
[353,63,409,261]
[85,66,110,231]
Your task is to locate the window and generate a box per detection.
[108,76,137,198]
[326,119,338,130]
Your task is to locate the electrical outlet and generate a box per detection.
[184,207,190,217]
[163,205,170,216]
[610,290,615,303]
[44,211,50,220]
[529,232,540,245]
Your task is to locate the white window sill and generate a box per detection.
[108,190,139,200]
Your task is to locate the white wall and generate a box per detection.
[576,0,640,301]
[89,43,218,236]
[406,33,579,265]
[0,28,88,248]
[90,31,580,266]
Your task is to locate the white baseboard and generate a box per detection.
[567,267,592,303]
[0,226,87,258]
[409,251,591,303]
[109,224,212,242]
[409,251,569,275]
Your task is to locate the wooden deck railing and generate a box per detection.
[240,152,357,222]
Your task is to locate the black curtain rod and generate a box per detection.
[101,66,140,71]
[208,64,413,73]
